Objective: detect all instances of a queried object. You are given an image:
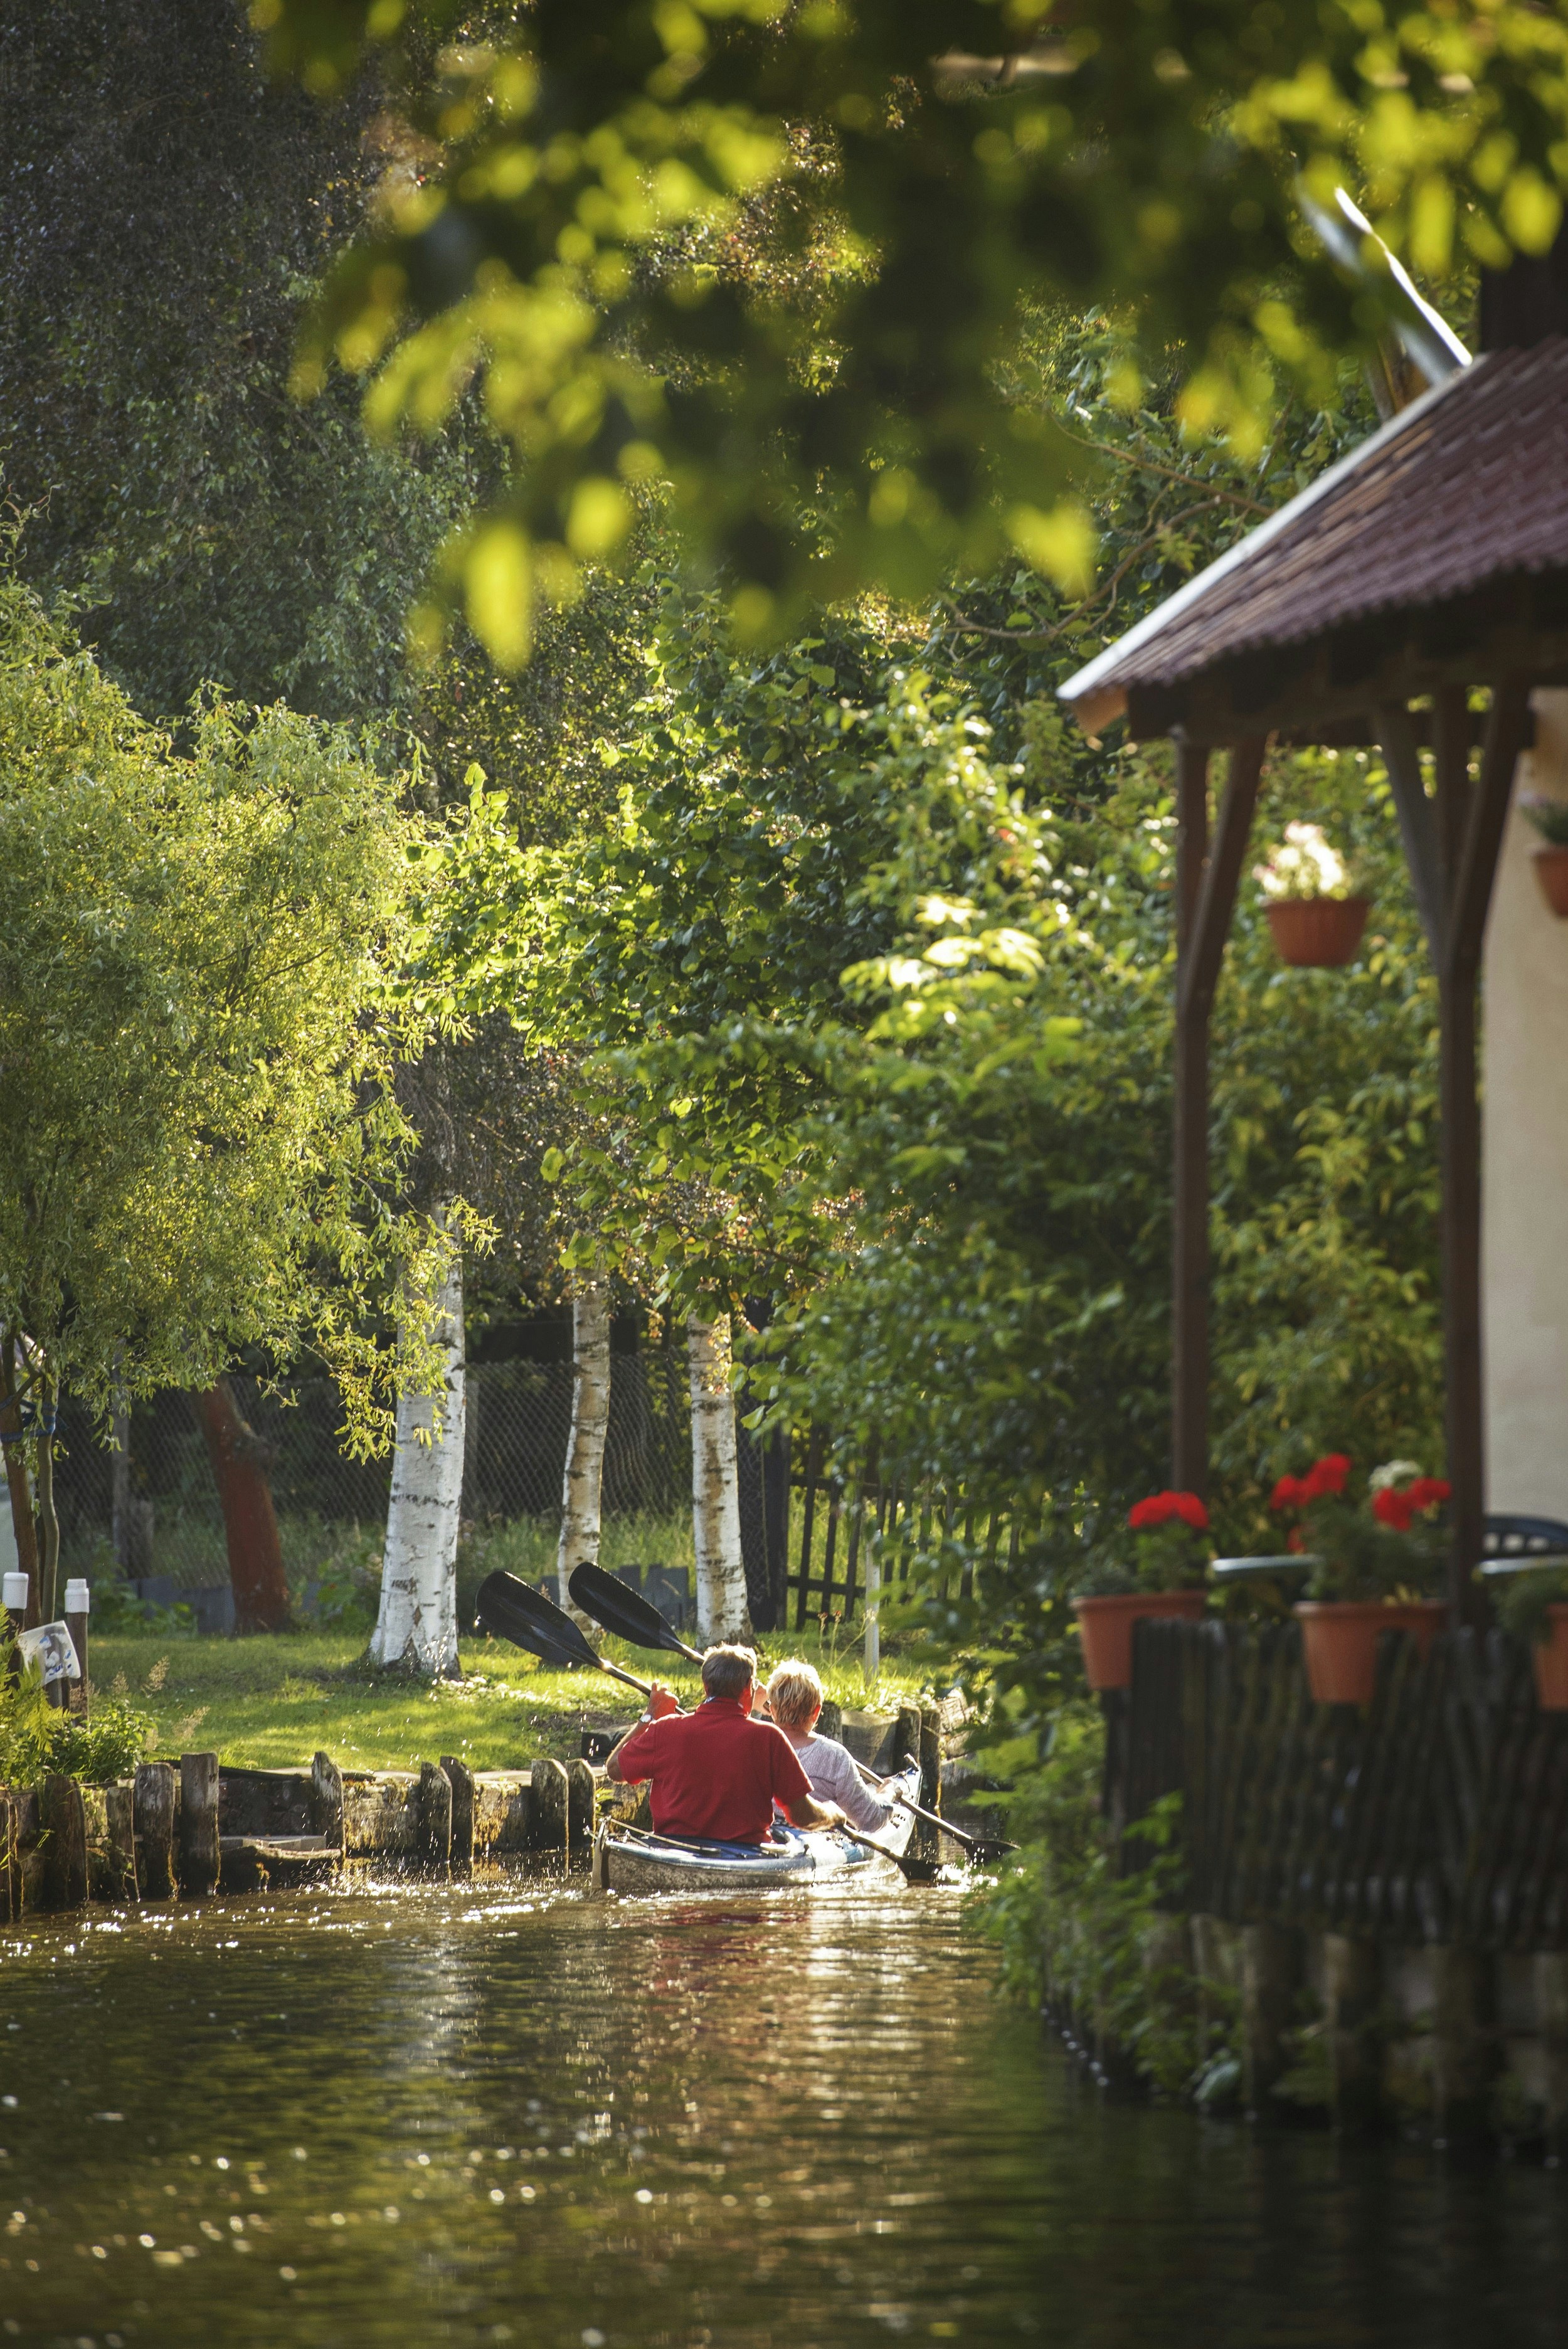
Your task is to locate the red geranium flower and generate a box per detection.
[1128,1489,1210,1533]
[1372,1487,1417,1532]
[1301,1453,1351,1501]
[1269,1475,1306,1512]
[1408,1477,1451,1514]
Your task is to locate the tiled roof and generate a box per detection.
[1059,338,1568,728]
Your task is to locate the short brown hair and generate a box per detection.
[765,1658,824,1730]
[701,1643,758,1700]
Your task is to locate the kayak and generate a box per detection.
[592,1805,916,1897]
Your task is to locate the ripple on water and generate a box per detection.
[1,1882,1567,2346]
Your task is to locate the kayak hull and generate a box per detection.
[592,1819,905,1896]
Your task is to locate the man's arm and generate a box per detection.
[782,1788,847,1830]
[605,1682,682,1782]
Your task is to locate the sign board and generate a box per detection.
[16,1621,82,1685]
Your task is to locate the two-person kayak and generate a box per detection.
[592,1801,919,1896]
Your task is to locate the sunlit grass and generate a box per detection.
[90,1623,931,1774]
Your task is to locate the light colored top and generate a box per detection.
[785,1731,912,1833]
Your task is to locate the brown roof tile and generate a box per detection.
[1060,338,1568,727]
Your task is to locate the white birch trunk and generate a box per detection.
[556,1276,612,1613]
[688,1313,750,1643]
[369,1244,465,1677]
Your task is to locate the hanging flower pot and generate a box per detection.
[1073,1589,1207,1692]
[1293,1598,1446,1704]
[1253,823,1369,967]
[1265,895,1372,967]
[1531,845,1568,919]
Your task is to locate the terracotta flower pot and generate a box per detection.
[1531,844,1568,918]
[1072,1589,1207,1693]
[1293,1598,1446,1705]
[1531,1604,1568,1710]
[1265,896,1372,968]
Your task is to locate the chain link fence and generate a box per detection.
[46,1348,780,1628]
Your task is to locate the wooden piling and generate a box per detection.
[530,1758,569,1856]
[41,1773,88,1910]
[440,1756,475,1877]
[134,1759,176,1899]
[103,1781,139,1902]
[1322,1934,1383,2131]
[565,1758,595,1856]
[1535,1952,1568,2159]
[1431,1944,1496,2145]
[1,1786,18,1921]
[1240,1922,1299,2113]
[178,1752,221,1897]
[416,1761,452,1876]
[311,1750,345,1855]
[1190,1913,1242,2070]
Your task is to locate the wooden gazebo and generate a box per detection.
[1060,278,1568,1621]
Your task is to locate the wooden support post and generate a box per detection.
[1240,1922,1299,2114]
[530,1758,569,1857]
[179,1751,221,1897]
[1190,1912,1242,2069]
[441,1756,475,1877]
[1323,1934,1384,2133]
[1438,679,1532,1626]
[311,1750,344,1855]
[103,1781,139,1903]
[1171,738,1267,1495]
[416,1760,452,1877]
[1431,1944,1496,2146]
[565,1758,595,1856]
[134,1759,176,1899]
[41,1773,88,1911]
[1535,1952,1568,2160]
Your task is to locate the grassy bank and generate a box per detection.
[91,1628,930,1774]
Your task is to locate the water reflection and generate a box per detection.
[1,1878,1566,2346]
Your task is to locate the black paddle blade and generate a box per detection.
[474,1571,601,1672]
[568,1563,702,1663]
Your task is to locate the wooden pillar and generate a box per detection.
[416,1759,452,1876]
[1171,736,1268,1495]
[1438,682,1531,1624]
[530,1757,569,1857]
[134,1760,176,1899]
[1323,1933,1383,2131]
[41,1774,88,1910]
[442,1755,475,1877]
[564,1758,595,1857]
[179,1751,221,1896]
[311,1749,344,1855]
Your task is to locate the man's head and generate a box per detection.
[700,1643,758,1704]
[765,1658,824,1732]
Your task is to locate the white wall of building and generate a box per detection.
[1483,686,1568,1525]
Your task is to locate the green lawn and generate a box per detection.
[92,1626,930,1774]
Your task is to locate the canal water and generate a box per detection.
[2,1876,1566,2347]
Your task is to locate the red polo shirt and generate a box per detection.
[613,1697,812,1845]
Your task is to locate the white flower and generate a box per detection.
[1369,1458,1422,1493]
[1253,822,1349,903]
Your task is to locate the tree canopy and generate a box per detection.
[259,0,1560,661]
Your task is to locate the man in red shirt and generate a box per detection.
[607,1643,847,1845]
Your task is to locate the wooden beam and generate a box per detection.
[1438,677,1533,1624]
[1374,701,1446,963]
[1431,684,1472,899]
[1172,738,1267,1498]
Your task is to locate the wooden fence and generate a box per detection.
[1111,1617,1568,1951]
[778,1431,1033,1630]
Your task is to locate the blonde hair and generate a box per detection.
[766,1658,824,1731]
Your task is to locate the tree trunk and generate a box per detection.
[688,1313,750,1643]
[33,1379,60,1630]
[556,1276,611,1614]
[369,1241,465,1678]
[193,1376,289,1632]
[0,1332,40,1626]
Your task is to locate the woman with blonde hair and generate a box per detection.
[762,1658,919,1834]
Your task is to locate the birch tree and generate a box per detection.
[369,1236,466,1677]
[689,1312,749,1643]
[556,1276,611,1614]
